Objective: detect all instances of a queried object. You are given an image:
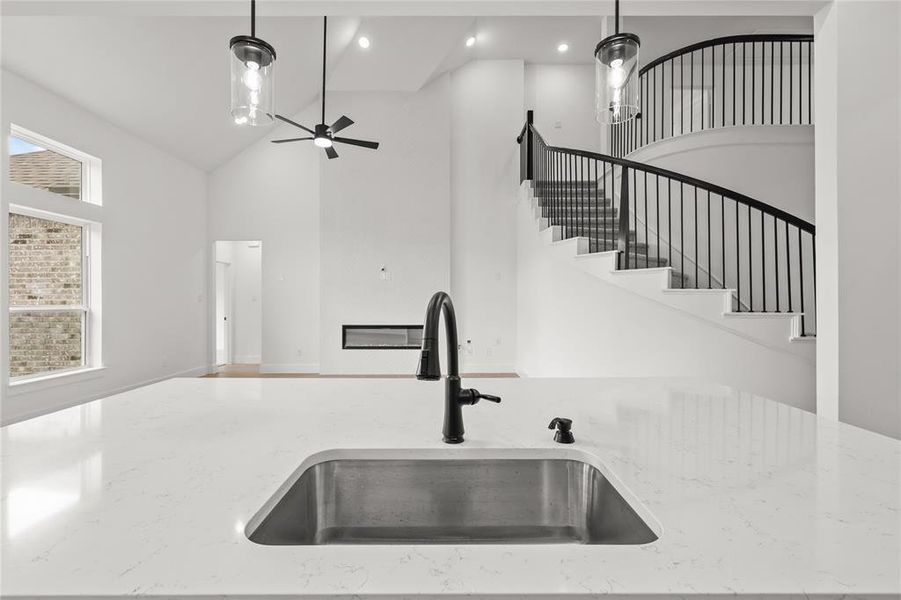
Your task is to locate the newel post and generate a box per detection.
[525,109,534,181]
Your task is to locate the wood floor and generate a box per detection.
[202,364,518,379]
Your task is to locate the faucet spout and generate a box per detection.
[416,291,459,381]
[416,291,499,444]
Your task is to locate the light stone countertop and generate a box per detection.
[1,376,899,598]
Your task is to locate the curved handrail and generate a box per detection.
[611,33,815,158]
[517,117,817,335]
[640,33,814,76]
[528,124,813,233]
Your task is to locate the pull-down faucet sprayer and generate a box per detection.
[416,291,501,443]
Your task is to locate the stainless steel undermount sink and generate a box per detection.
[246,452,658,545]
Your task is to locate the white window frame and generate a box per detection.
[7,125,103,388]
[9,123,102,207]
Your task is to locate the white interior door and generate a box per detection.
[215,262,231,366]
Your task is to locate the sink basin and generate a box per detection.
[246,453,658,545]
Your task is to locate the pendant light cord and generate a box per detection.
[251,0,256,37]
[614,0,620,34]
[321,16,327,124]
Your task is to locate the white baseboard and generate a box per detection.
[259,363,320,374]
[1,364,211,427]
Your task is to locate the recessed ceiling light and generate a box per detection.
[358,36,370,49]
[465,36,476,47]
[557,42,569,53]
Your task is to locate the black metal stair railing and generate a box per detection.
[518,113,816,337]
[610,34,814,158]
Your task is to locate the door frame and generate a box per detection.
[214,260,232,366]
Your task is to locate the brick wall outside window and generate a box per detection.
[8,213,84,377]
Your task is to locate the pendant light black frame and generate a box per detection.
[230,0,276,65]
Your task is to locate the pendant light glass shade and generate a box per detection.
[594,33,640,124]
[230,36,275,126]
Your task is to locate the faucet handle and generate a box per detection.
[459,388,502,405]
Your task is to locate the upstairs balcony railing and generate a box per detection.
[610,34,814,158]
[518,111,816,336]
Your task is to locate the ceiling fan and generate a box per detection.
[271,16,379,159]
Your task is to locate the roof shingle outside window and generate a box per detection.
[9,149,82,200]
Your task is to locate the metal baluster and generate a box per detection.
[748,204,753,310]
[721,44,725,127]
[780,42,784,124]
[798,227,806,335]
[701,47,705,130]
[690,52,694,132]
[774,217,780,311]
[707,190,712,289]
[668,179,672,269]
[618,166,631,269]
[733,43,737,126]
[736,201,741,311]
[694,187,699,287]
[644,171,649,269]
[751,41,756,125]
[721,195,726,291]
[786,222,792,314]
[770,41,775,124]
[761,210,766,311]
[790,42,794,124]
[680,182,685,285]
[807,42,812,125]
[671,59,675,138]
[742,42,747,125]
[681,55,685,135]
[656,175,661,266]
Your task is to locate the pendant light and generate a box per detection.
[594,0,640,124]
[229,0,276,126]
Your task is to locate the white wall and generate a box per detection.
[215,241,262,364]
[525,63,601,152]
[207,110,320,374]
[1,69,208,425]
[630,126,814,222]
[515,193,815,411]
[451,60,524,373]
[815,0,901,439]
[209,60,525,376]
[318,79,452,374]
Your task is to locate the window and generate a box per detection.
[342,325,423,350]
[7,126,101,382]
[9,135,83,200]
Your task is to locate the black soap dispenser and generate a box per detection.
[548,417,574,444]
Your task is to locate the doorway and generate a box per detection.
[213,241,262,370]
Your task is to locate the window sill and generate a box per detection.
[7,366,106,396]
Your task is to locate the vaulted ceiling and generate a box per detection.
[1,9,811,171]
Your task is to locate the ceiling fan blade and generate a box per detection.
[275,114,316,135]
[328,115,354,134]
[325,145,339,159]
[333,136,379,150]
[271,137,314,144]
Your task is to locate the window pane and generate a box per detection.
[9,310,84,377]
[9,213,83,306]
[9,136,82,200]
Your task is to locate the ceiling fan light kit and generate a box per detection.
[270,16,380,160]
[230,0,276,126]
[595,0,640,125]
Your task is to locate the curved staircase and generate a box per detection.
[516,34,817,355]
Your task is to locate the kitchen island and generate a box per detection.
[1,377,899,598]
